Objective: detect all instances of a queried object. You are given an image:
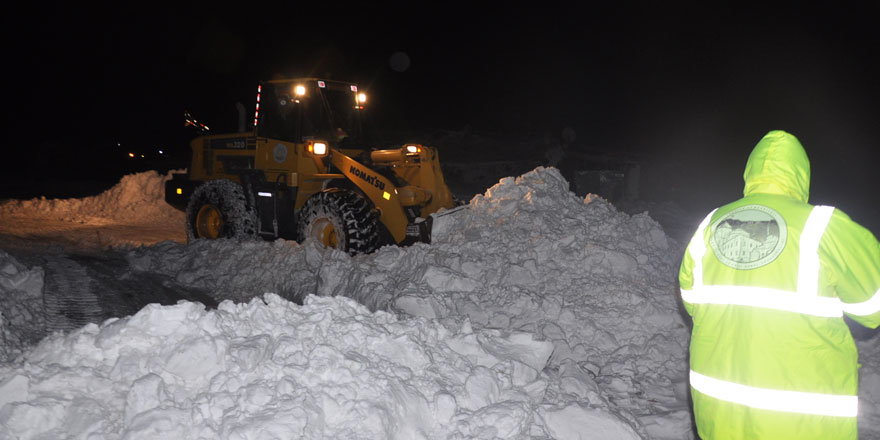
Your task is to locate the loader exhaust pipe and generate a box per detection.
[236,102,247,133]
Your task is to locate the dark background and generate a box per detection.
[5,4,879,235]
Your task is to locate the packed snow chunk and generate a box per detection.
[0,398,68,439]
[0,253,44,293]
[539,403,642,440]
[393,294,443,319]
[637,409,695,440]
[428,205,470,242]
[477,330,555,373]
[0,293,560,439]
[124,373,167,425]
[0,374,29,408]
[422,265,481,293]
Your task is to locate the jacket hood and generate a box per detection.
[743,130,811,202]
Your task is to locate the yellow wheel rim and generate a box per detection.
[195,204,223,239]
[311,218,340,249]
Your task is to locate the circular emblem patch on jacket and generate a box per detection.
[709,205,788,270]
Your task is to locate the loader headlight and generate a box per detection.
[357,93,367,103]
[404,144,422,155]
[295,85,306,97]
[308,141,328,156]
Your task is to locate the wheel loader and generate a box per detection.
[164,78,455,254]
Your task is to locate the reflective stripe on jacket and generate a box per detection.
[679,130,880,440]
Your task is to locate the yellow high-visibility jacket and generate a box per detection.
[679,130,880,439]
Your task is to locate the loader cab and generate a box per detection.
[255,78,369,148]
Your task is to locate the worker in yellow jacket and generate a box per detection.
[679,130,880,439]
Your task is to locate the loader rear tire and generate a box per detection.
[186,180,259,242]
[297,189,380,255]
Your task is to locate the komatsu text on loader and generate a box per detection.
[165,78,455,254]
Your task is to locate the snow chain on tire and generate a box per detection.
[297,189,381,255]
[185,179,259,242]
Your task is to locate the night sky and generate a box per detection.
[7,4,879,233]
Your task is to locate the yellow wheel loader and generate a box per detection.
[165,78,455,254]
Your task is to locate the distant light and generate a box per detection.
[176,188,182,195]
[158,150,164,154]
[128,152,135,158]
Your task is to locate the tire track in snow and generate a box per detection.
[42,256,101,332]
[41,253,218,334]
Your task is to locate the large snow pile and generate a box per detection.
[1,167,878,439]
[123,167,693,438]
[0,170,183,225]
[2,292,629,439]
[0,171,186,251]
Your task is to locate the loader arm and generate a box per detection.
[329,151,409,243]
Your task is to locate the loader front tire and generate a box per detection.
[297,189,380,255]
[186,180,259,242]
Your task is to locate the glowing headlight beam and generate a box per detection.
[309,142,328,156]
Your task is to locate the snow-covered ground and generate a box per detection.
[0,168,878,439]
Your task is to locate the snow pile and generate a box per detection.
[2,167,877,439]
[422,169,691,433]
[0,293,638,439]
[125,167,692,438]
[0,170,183,225]
[0,251,46,362]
